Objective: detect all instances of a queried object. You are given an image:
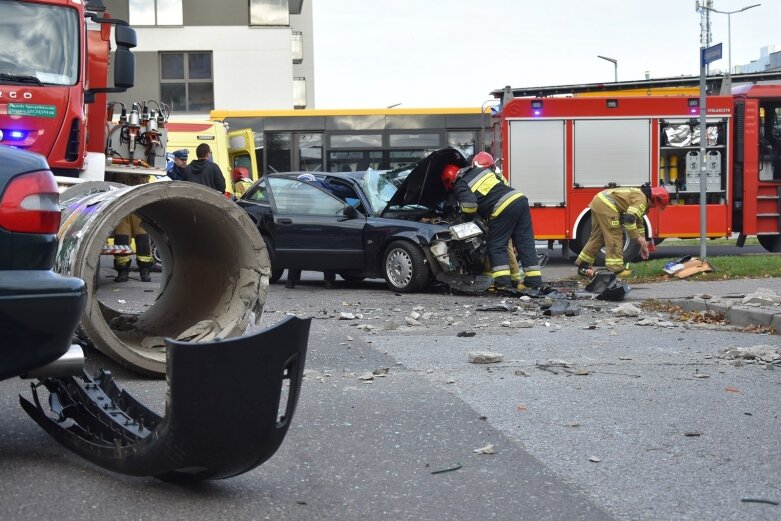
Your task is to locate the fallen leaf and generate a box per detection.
[725,387,739,393]
[516,405,527,412]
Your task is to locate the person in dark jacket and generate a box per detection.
[182,143,226,193]
[166,148,188,181]
[442,152,542,290]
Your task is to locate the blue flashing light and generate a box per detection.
[531,100,543,117]
[2,130,27,141]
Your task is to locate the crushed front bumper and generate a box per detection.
[21,315,310,482]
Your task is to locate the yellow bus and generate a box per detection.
[209,107,494,174]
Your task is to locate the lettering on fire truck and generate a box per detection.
[0,91,33,100]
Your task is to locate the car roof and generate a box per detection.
[268,171,362,180]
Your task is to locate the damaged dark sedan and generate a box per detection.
[238,148,489,293]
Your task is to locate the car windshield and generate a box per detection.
[360,166,412,214]
[0,3,79,86]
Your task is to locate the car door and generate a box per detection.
[267,177,366,270]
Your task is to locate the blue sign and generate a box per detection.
[702,43,723,66]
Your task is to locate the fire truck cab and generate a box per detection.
[493,85,781,259]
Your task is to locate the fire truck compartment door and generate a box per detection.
[508,120,565,206]
[574,119,650,188]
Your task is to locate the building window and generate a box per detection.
[292,32,303,64]
[129,0,183,26]
[250,0,289,26]
[159,52,214,113]
[293,77,306,109]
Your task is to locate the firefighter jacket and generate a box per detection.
[453,166,525,221]
[590,187,649,240]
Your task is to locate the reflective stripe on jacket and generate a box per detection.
[591,187,648,240]
[454,166,524,219]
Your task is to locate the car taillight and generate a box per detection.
[0,170,61,234]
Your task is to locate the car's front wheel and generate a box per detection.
[382,241,431,293]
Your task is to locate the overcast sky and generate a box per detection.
[311,0,780,109]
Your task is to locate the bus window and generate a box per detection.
[447,130,477,158]
[388,149,434,170]
[299,133,323,172]
[267,133,291,173]
[328,151,382,172]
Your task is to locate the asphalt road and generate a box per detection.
[1,249,779,520]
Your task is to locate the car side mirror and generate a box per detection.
[339,204,358,220]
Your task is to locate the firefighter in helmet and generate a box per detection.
[441,152,543,291]
[231,166,253,197]
[575,184,670,278]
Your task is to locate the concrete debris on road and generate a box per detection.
[720,345,781,365]
[636,316,676,327]
[610,303,642,317]
[741,287,781,306]
[501,319,535,328]
[339,312,356,320]
[476,302,518,312]
[405,317,423,327]
[473,444,496,454]
[468,351,503,364]
[358,372,375,381]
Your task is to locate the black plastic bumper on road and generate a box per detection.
[20,316,310,481]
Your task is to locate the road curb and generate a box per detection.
[666,297,781,334]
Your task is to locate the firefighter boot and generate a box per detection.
[113,254,131,282]
[493,275,513,291]
[519,275,543,290]
[138,260,153,282]
[114,266,130,282]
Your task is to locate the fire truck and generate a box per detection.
[0,0,153,184]
[491,84,781,259]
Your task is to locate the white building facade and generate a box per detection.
[103,0,314,117]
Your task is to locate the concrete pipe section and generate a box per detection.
[56,181,269,376]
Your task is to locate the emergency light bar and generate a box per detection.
[531,100,543,116]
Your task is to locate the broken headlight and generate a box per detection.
[449,221,482,240]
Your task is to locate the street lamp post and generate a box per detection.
[700,3,761,94]
[597,55,618,82]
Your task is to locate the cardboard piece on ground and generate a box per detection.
[673,258,714,279]
[663,255,692,275]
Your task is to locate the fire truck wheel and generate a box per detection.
[574,214,642,264]
[758,234,781,253]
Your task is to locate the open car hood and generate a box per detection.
[382,147,468,214]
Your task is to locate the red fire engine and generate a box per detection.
[0,0,145,184]
[492,84,781,259]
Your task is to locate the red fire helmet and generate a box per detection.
[472,151,494,168]
[231,167,249,182]
[650,185,670,208]
[441,164,460,190]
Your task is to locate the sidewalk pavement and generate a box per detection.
[543,263,781,332]
[626,277,781,333]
